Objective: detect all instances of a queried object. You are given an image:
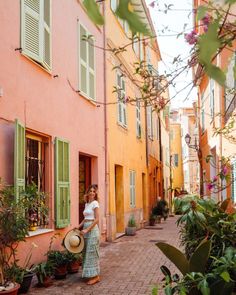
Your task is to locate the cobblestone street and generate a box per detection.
[28,216,180,295]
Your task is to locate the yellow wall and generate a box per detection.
[170,124,184,189]
[105,2,149,240]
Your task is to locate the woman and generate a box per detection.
[78,184,100,285]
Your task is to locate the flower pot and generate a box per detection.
[67,261,80,274]
[156,216,162,224]
[18,272,34,294]
[125,226,136,236]
[149,219,155,226]
[54,264,67,280]
[0,283,20,295]
[36,274,53,288]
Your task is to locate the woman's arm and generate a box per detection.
[78,219,85,229]
[81,207,99,235]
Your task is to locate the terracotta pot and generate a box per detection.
[0,283,20,295]
[149,219,155,226]
[54,264,67,280]
[36,274,53,288]
[67,261,80,274]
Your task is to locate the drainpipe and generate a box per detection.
[102,1,109,241]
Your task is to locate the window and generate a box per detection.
[174,154,178,167]
[209,79,215,119]
[21,0,51,71]
[139,34,144,61]
[136,101,141,138]
[156,117,159,140]
[117,71,127,127]
[231,161,236,204]
[201,107,205,132]
[132,34,139,56]
[111,0,118,12]
[14,119,70,229]
[225,51,236,121]
[147,106,153,139]
[79,24,95,100]
[129,170,136,207]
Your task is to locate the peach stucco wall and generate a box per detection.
[0,1,105,264]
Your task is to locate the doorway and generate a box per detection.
[79,155,91,223]
[115,165,124,235]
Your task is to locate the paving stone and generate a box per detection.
[28,216,180,295]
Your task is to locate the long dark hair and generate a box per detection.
[84,184,98,203]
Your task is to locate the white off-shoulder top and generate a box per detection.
[83,200,99,220]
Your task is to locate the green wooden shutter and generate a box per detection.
[21,0,42,63]
[43,0,51,70]
[14,119,25,200]
[80,24,88,95]
[55,138,70,228]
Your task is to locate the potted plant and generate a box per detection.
[149,213,156,226]
[65,252,82,274]
[0,182,30,294]
[35,261,54,288]
[125,215,137,236]
[23,183,49,231]
[5,264,35,294]
[47,251,68,280]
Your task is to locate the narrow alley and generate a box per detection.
[28,216,180,295]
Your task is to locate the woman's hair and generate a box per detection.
[84,184,98,203]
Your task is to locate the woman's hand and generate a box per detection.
[81,229,89,235]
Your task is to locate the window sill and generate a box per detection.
[27,228,54,238]
[79,92,97,106]
[117,122,128,131]
[21,52,52,76]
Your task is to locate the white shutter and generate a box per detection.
[117,72,122,123]
[122,78,127,126]
[136,101,141,137]
[88,39,95,100]
[79,24,96,100]
[132,171,136,207]
[21,0,42,63]
[43,0,51,70]
[129,171,136,207]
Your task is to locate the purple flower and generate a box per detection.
[149,1,155,8]
[184,30,198,45]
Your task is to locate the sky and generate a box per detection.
[145,0,197,109]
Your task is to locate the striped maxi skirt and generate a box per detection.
[82,221,100,278]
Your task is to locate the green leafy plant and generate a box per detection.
[65,252,82,264]
[0,181,29,289]
[128,215,137,227]
[35,261,54,285]
[47,251,68,267]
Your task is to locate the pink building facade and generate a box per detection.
[0,0,105,263]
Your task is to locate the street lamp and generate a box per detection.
[184,132,203,197]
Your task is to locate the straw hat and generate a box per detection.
[64,229,84,253]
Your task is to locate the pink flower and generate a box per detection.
[207,183,214,190]
[202,14,211,32]
[213,176,218,182]
[184,30,198,45]
[221,166,228,176]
